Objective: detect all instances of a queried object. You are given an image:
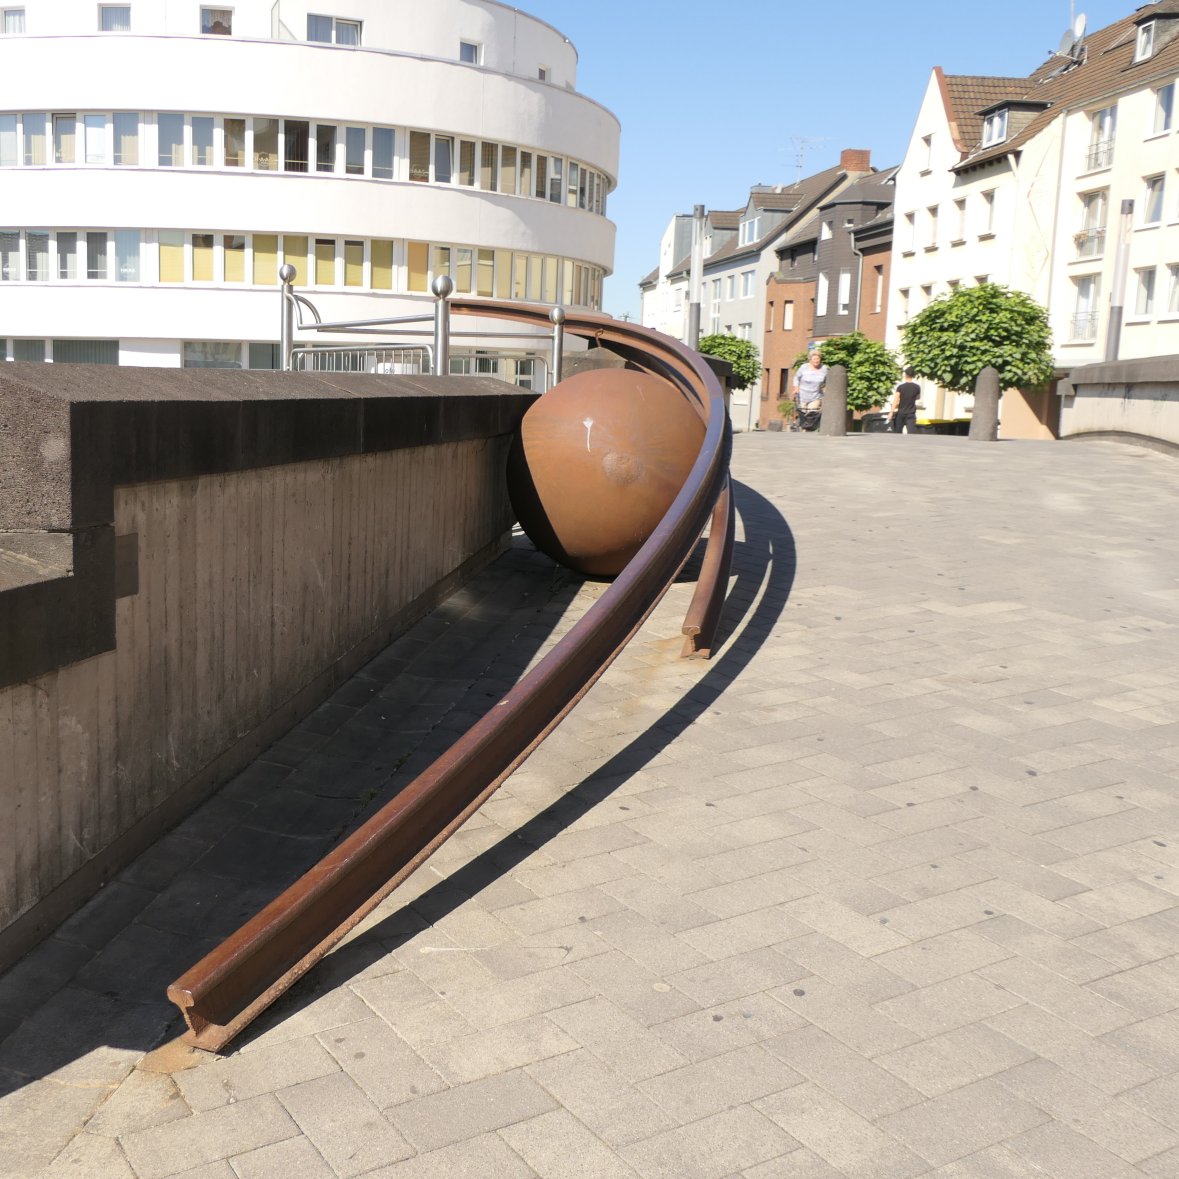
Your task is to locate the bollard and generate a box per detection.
[969,366,1001,441]
[819,364,848,436]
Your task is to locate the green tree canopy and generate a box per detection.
[791,333,900,412]
[900,283,1054,393]
[698,333,760,390]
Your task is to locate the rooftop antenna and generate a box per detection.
[789,136,828,186]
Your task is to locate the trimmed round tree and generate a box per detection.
[901,283,1054,393]
[790,332,900,412]
[698,333,760,390]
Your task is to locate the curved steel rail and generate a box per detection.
[166,306,733,1051]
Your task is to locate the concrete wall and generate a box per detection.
[1059,355,1179,446]
[0,364,534,968]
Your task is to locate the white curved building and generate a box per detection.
[0,0,618,372]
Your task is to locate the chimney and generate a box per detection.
[840,148,871,172]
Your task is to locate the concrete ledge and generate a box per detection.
[1060,430,1179,458]
[0,366,535,687]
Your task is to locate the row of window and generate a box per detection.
[901,191,996,253]
[1070,265,1179,340]
[1074,172,1178,260]
[0,7,554,78]
[0,111,610,215]
[0,228,605,307]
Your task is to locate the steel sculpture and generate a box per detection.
[166,301,733,1051]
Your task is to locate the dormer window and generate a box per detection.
[1135,21,1155,62]
[981,109,1008,147]
[738,216,761,246]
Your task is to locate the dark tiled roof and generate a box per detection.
[748,191,800,211]
[709,210,741,229]
[946,6,1179,169]
[638,265,659,287]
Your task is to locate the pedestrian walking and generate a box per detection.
[889,367,920,434]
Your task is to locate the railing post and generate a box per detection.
[279,263,296,371]
[432,275,454,376]
[549,306,566,390]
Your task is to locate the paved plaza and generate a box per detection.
[4,430,1179,1178]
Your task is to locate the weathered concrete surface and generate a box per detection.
[4,431,1179,1178]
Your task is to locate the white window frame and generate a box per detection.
[307,14,361,45]
[982,109,1007,147]
[1134,267,1156,317]
[1153,83,1174,135]
[980,190,996,236]
[953,197,966,242]
[1166,264,1179,316]
[1,7,25,34]
[1143,174,1165,226]
[836,269,851,315]
[740,269,754,298]
[816,271,829,316]
[1071,273,1100,341]
[1087,106,1116,170]
[537,65,549,82]
[200,7,232,35]
[925,204,938,248]
[1135,21,1155,63]
[458,40,481,64]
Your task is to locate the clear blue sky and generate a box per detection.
[519,0,1135,320]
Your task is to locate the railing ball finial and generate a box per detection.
[431,274,455,299]
[549,306,567,325]
[279,263,297,285]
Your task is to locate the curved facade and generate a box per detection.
[0,0,619,370]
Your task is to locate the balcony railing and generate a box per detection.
[1074,228,1106,259]
[1070,311,1099,341]
[1085,139,1114,170]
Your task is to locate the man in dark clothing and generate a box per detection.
[890,368,920,434]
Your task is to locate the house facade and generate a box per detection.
[0,0,619,375]
[887,2,1179,435]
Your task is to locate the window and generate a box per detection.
[158,231,184,282]
[315,123,336,172]
[283,119,308,171]
[899,288,910,321]
[191,233,214,282]
[53,114,76,164]
[371,240,393,290]
[99,5,130,31]
[1076,189,1107,258]
[434,135,453,184]
[925,205,938,248]
[920,284,933,309]
[903,211,915,252]
[23,113,45,165]
[1087,106,1116,169]
[223,234,244,282]
[460,139,476,187]
[739,217,761,246]
[307,15,360,45]
[372,127,393,179]
[113,112,138,164]
[837,270,851,315]
[481,141,498,191]
[253,118,278,170]
[820,220,833,240]
[25,232,48,280]
[0,230,18,280]
[982,109,1007,147]
[314,238,335,285]
[158,113,184,166]
[1070,276,1098,340]
[13,340,45,361]
[503,146,518,195]
[921,134,933,172]
[548,156,562,203]
[740,270,754,298]
[344,126,364,175]
[873,265,884,313]
[84,114,106,164]
[115,230,139,281]
[1154,83,1174,135]
[53,340,118,364]
[725,275,735,300]
[1134,267,1156,316]
[252,234,277,285]
[184,341,242,368]
[2,8,24,33]
[1167,264,1179,315]
[224,117,245,167]
[1135,21,1155,63]
[783,300,794,330]
[344,240,362,287]
[201,7,232,35]
[1143,175,1165,225]
[459,40,480,64]
[192,116,214,166]
[57,232,77,279]
[0,114,14,166]
[538,65,549,82]
[738,322,752,341]
[953,198,966,242]
[816,271,829,316]
[980,190,996,236]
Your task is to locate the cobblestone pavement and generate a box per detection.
[4,432,1179,1178]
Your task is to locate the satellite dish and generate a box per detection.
[1074,12,1087,40]
[1056,28,1077,56]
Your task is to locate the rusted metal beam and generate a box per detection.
[167,309,732,1051]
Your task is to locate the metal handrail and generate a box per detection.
[166,302,733,1051]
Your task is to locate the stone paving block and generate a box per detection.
[739,1147,847,1178]
[1121,1071,1179,1132]
[238,985,374,1055]
[175,1034,339,1111]
[762,1024,924,1120]
[874,1022,1036,1097]
[872,970,1023,1035]
[754,1081,927,1179]
[770,975,921,1057]
[779,894,910,955]
[276,1070,413,1176]
[1140,1145,1179,1176]
[1073,913,1179,970]
[384,1068,557,1152]
[974,912,1118,983]
[877,1076,1050,1168]
[678,907,811,961]
[649,992,806,1064]
[356,1132,536,1178]
[443,964,597,1030]
[568,950,699,1026]
[120,1095,298,1179]
[920,1144,1044,1178]
[0,1074,116,1166]
[584,910,709,976]
[635,1044,802,1124]
[1002,1120,1143,1179]
[666,947,808,1008]
[870,929,1015,986]
[84,1068,189,1138]
[996,1057,1179,1162]
[979,956,1138,1035]
[545,997,688,1082]
[619,1105,799,1179]
[316,1016,447,1107]
[414,1014,577,1086]
[1062,880,1179,926]
[230,1134,335,1179]
[1084,958,1179,1017]
[41,1133,136,1178]
[498,1108,638,1178]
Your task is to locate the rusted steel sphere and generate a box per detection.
[507,368,705,577]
